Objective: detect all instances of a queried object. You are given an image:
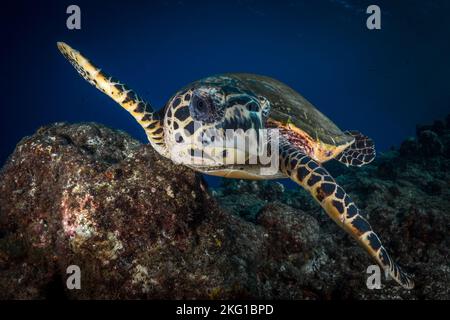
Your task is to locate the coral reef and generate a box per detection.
[0,116,449,299]
[0,123,258,299]
[213,115,450,299]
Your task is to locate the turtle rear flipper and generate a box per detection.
[57,42,167,156]
[279,138,414,289]
[336,130,376,167]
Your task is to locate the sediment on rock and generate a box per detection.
[0,117,449,299]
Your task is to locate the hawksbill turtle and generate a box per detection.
[57,42,414,289]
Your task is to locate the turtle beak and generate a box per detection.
[222,110,262,132]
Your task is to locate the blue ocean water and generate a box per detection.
[1,0,449,187]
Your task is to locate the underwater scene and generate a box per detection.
[1,0,449,303]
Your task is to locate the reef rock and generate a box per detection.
[0,123,261,299]
[213,115,450,300]
[0,117,449,300]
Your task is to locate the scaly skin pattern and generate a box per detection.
[278,136,414,289]
[336,130,376,167]
[57,41,414,289]
[163,84,266,169]
[57,42,167,157]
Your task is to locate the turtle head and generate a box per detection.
[164,82,270,168]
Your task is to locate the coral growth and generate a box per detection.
[213,115,450,299]
[0,116,449,299]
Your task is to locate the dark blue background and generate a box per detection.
[2,1,449,178]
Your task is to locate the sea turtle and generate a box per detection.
[57,42,414,289]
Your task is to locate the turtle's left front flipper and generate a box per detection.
[57,42,167,156]
[279,140,414,289]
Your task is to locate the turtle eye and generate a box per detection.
[189,93,216,122]
[194,96,209,113]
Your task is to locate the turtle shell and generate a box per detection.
[218,73,353,147]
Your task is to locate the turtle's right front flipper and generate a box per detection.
[335,130,376,167]
[279,139,414,289]
[57,42,167,157]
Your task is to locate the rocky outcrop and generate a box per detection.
[0,116,449,299]
[0,123,259,299]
